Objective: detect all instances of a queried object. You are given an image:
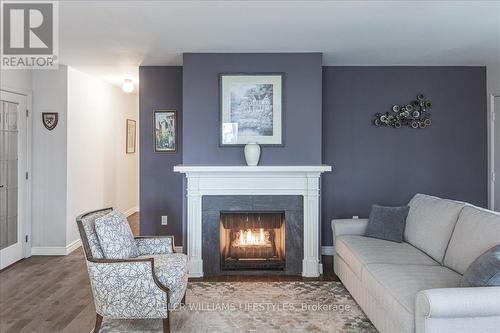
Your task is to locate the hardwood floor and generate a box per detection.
[0,248,95,333]
[0,212,338,332]
[128,212,140,236]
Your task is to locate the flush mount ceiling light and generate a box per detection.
[122,78,134,93]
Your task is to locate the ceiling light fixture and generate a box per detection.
[122,78,134,93]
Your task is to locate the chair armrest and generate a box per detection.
[87,258,170,319]
[415,287,500,333]
[135,236,175,255]
[331,218,368,246]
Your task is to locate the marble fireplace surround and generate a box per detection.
[173,165,332,278]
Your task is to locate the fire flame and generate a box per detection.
[235,228,270,246]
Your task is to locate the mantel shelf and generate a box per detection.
[173,165,332,174]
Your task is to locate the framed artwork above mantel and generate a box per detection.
[219,73,284,146]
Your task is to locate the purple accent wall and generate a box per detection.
[321,66,487,246]
[139,63,487,248]
[139,66,184,243]
[182,53,323,165]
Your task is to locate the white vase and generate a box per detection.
[244,143,261,166]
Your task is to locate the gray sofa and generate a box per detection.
[332,194,500,333]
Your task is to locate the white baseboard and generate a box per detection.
[123,206,140,217]
[321,246,334,256]
[32,239,82,256]
[66,239,82,254]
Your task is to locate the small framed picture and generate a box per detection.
[126,119,136,154]
[154,110,177,152]
[220,73,283,146]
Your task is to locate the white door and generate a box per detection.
[0,91,28,269]
[495,95,500,212]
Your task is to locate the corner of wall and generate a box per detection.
[31,65,69,248]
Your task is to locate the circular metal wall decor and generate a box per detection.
[373,94,432,129]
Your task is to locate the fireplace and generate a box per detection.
[220,212,285,271]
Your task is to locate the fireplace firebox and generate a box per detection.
[220,212,285,271]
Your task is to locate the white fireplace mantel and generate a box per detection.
[173,164,332,277]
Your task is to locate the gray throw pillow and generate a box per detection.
[95,210,139,259]
[365,205,410,243]
[461,245,500,287]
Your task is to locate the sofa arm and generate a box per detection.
[87,258,170,319]
[135,236,175,255]
[331,218,368,245]
[415,287,500,333]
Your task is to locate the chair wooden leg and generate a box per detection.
[162,317,170,333]
[94,313,103,333]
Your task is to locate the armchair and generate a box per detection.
[77,208,188,333]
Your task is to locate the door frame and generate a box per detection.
[0,87,32,260]
[489,93,500,211]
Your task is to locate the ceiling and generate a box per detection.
[59,0,500,87]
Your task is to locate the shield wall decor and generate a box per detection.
[42,112,58,131]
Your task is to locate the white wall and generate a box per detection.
[113,84,139,215]
[2,66,139,253]
[1,69,32,94]
[66,67,139,246]
[32,66,68,248]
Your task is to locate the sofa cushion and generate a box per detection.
[461,245,500,287]
[139,253,189,305]
[362,263,462,332]
[444,206,500,274]
[79,208,113,259]
[335,235,439,278]
[95,210,139,259]
[404,194,465,263]
[365,205,410,243]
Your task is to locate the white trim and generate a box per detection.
[321,246,335,256]
[173,165,332,174]
[25,91,33,258]
[175,246,184,253]
[65,239,82,254]
[123,206,139,217]
[174,164,332,278]
[0,85,31,96]
[489,93,500,211]
[489,93,500,210]
[0,90,29,269]
[31,239,82,256]
[489,93,494,210]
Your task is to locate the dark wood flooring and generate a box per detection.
[128,212,140,237]
[0,212,338,332]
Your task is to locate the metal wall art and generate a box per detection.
[373,94,432,129]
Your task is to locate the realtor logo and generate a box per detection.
[1,1,58,69]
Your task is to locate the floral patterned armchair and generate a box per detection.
[76,208,188,333]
